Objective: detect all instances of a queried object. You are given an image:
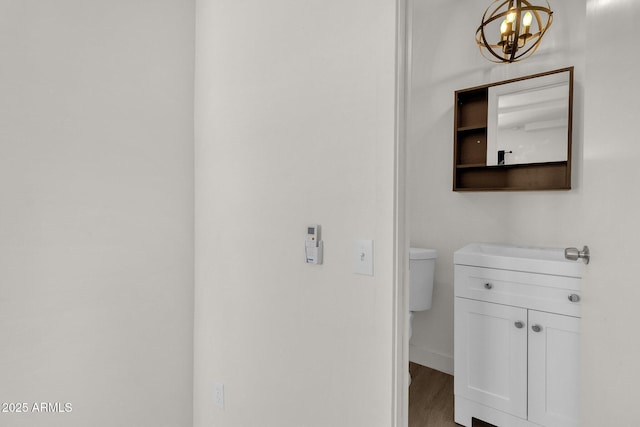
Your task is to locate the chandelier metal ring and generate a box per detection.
[476,0,553,63]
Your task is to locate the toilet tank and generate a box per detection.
[409,248,437,311]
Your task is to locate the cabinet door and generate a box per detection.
[455,298,528,418]
[528,310,580,427]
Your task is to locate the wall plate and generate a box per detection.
[353,240,373,276]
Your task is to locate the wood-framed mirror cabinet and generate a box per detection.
[453,67,574,191]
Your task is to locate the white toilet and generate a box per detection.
[408,247,437,343]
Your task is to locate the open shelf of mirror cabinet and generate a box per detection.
[453,67,573,192]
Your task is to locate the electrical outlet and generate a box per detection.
[214,382,224,409]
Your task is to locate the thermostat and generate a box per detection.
[305,224,323,264]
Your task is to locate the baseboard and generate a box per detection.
[409,344,454,375]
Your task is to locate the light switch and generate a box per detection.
[353,240,373,276]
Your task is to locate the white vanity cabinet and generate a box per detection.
[454,244,584,427]
[528,309,580,427]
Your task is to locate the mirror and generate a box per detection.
[453,67,574,192]
[487,70,572,166]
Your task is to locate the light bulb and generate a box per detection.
[522,11,533,27]
[501,19,508,34]
[507,8,517,23]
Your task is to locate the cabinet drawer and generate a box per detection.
[455,265,581,317]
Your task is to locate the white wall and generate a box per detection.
[407,0,586,375]
[193,1,399,426]
[0,2,195,426]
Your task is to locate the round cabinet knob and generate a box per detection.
[484,283,493,290]
[568,294,580,303]
[531,324,542,333]
[514,321,524,329]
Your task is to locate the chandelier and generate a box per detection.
[476,0,553,63]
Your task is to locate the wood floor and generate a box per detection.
[408,362,495,427]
